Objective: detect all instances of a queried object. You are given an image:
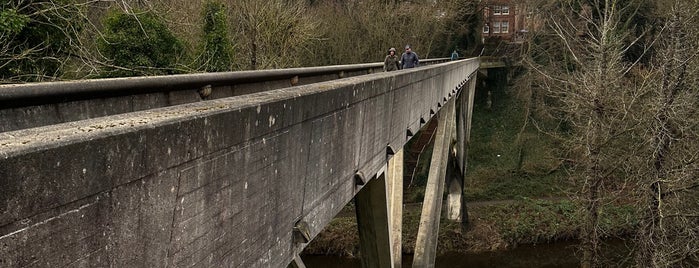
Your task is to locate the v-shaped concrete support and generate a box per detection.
[412,99,456,268]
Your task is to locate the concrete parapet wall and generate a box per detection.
[0,59,478,267]
[0,59,448,133]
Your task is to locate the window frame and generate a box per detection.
[492,21,501,33]
[501,21,509,33]
[493,5,502,15]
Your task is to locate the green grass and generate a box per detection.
[465,80,569,201]
[465,171,566,200]
[480,198,580,245]
[476,198,638,247]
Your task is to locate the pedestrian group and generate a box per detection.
[384,45,420,72]
[384,45,460,72]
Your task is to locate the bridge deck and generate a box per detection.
[0,58,479,267]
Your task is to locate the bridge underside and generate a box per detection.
[0,59,478,267]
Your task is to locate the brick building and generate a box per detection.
[482,1,533,43]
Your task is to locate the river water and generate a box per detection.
[303,239,631,267]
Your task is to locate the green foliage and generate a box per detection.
[0,0,83,82]
[440,0,483,56]
[0,8,29,35]
[199,1,233,72]
[465,77,568,201]
[99,11,184,77]
[482,198,637,246]
[465,171,566,201]
[483,198,581,245]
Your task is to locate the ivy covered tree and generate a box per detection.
[0,0,83,82]
[197,1,233,72]
[98,10,184,77]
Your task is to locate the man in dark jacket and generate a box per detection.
[400,45,419,69]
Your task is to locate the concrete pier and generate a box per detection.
[412,99,456,268]
[356,174,394,268]
[448,75,476,224]
[387,149,404,268]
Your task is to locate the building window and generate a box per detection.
[492,21,501,33]
[483,25,490,33]
[502,6,510,15]
[501,21,509,33]
[493,5,502,15]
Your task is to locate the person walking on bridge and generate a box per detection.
[400,45,419,69]
[384,48,400,71]
[451,49,459,60]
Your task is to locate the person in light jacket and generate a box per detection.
[384,47,400,71]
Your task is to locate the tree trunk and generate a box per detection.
[581,162,602,268]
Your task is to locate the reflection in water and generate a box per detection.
[303,240,631,268]
[433,242,580,268]
[302,255,360,268]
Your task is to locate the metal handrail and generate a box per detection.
[0,58,450,102]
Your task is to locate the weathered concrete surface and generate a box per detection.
[412,99,456,268]
[387,149,404,268]
[0,59,449,133]
[287,254,306,268]
[0,58,478,267]
[356,174,393,268]
[448,74,477,223]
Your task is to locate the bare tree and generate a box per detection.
[230,0,318,70]
[526,0,650,266]
[634,1,699,267]
[305,0,451,66]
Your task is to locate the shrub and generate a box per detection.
[0,0,82,82]
[198,1,233,72]
[99,11,184,77]
[0,8,29,35]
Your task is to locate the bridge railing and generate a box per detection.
[0,58,449,133]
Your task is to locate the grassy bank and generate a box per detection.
[465,73,568,201]
[303,198,637,256]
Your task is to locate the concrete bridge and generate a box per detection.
[0,58,479,267]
